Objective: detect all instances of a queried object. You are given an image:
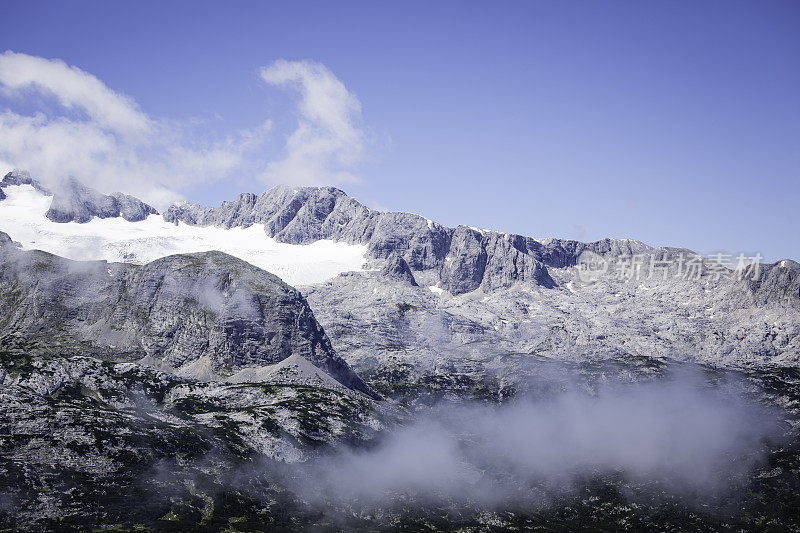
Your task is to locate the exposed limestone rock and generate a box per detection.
[11,174,673,296]
[0,232,374,398]
[380,253,418,286]
[0,171,158,222]
[46,177,158,222]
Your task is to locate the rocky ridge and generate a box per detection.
[0,230,373,398]
[0,171,158,223]
[161,182,671,296]
[1,172,800,530]
[2,171,798,376]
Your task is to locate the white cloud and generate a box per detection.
[0,52,366,206]
[0,51,152,138]
[260,59,366,186]
[0,51,273,206]
[0,157,13,178]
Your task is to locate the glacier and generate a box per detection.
[0,184,369,286]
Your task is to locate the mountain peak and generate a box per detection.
[0,171,158,223]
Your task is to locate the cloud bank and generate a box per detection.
[281,369,781,512]
[260,59,366,186]
[0,51,366,206]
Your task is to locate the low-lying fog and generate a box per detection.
[277,365,784,512]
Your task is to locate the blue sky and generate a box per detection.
[1,1,798,261]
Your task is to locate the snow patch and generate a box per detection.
[566,281,577,294]
[0,184,368,286]
[429,285,444,296]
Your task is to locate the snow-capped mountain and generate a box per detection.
[1,170,800,530]
[0,173,369,286]
[2,169,798,373]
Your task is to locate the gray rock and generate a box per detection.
[20,174,661,295]
[0,169,51,195]
[304,244,800,391]
[164,185,375,244]
[439,227,561,295]
[0,232,375,398]
[1,171,158,222]
[163,184,456,272]
[45,177,158,222]
[381,253,418,286]
[111,192,159,222]
[439,226,487,295]
[158,183,662,295]
[745,259,800,307]
[481,233,555,291]
[367,211,451,270]
[260,186,372,244]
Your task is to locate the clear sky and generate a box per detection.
[1,0,798,261]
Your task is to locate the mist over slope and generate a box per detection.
[1,171,799,531]
[289,366,782,508]
[0,230,372,396]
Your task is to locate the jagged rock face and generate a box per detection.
[1,169,33,187]
[368,211,451,270]
[111,192,159,221]
[4,173,668,296]
[4,173,798,307]
[380,253,418,286]
[0,171,158,222]
[0,169,51,194]
[440,226,487,294]
[159,182,666,294]
[481,233,555,291]
[258,186,373,244]
[746,260,800,307]
[440,228,557,294]
[164,184,455,270]
[0,233,373,397]
[305,246,800,380]
[165,185,374,243]
[46,177,158,222]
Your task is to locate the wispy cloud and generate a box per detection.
[285,368,781,510]
[0,52,366,206]
[260,59,366,186]
[0,158,12,177]
[0,51,152,138]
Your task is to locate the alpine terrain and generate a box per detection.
[1,169,799,531]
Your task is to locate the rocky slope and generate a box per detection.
[6,169,797,304]
[0,227,393,529]
[0,230,372,397]
[3,170,798,379]
[0,171,157,222]
[139,174,800,375]
[1,171,800,530]
[158,177,800,308]
[304,256,797,403]
[0,332,388,529]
